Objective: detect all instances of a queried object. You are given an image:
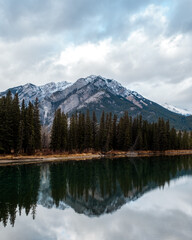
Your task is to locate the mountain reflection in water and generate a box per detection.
[0,156,192,227]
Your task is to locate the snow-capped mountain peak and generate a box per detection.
[81,75,143,101]
[1,75,192,130]
[163,103,192,116]
[39,81,72,96]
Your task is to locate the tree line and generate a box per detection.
[0,91,41,154]
[50,109,192,152]
[0,92,192,154]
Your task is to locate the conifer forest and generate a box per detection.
[0,91,41,154]
[0,92,192,155]
[50,109,192,152]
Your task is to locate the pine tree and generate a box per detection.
[33,98,41,151]
[50,109,62,151]
[124,112,132,150]
[190,132,192,149]
[105,112,113,151]
[20,100,27,153]
[99,111,106,152]
[84,110,92,150]
[177,131,182,149]
[117,117,125,150]
[26,102,35,154]
[77,112,85,151]
[0,96,6,153]
[11,94,20,154]
[170,127,177,149]
[69,114,77,151]
[111,114,117,150]
[92,111,98,150]
[182,131,189,150]
[4,91,13,153]
[60,112,68,151]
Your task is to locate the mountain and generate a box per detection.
[1,75,192,130]
[163,103,192,116]
[0,81,71,104]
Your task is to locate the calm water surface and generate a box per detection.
[0,156,192,240]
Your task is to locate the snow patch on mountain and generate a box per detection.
[79,75,149,108]
[0,81,71,103]
[2,75,191,129]
[39,81,72,97]
[163,103,192,116]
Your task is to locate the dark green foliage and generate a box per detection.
[92,111,98,150]
[33,98,41,150]
[50,109,63,151]
[0,94,41,154]
[85,110,92,149]
[50,109,192,152]
[25,102,35,154]
[12,94,20,153]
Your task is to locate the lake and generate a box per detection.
[0,156,192,240]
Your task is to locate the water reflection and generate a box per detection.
[0,156,192,227]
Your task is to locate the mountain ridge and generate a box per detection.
[0,75,192,130]
[162,103,192,116]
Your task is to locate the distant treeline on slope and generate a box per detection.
[0,92,192,154]
[50,109,192,152]
[0,91,41,154]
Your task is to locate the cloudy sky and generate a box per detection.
[0,0,192,110]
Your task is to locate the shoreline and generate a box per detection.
[0,150,192,166]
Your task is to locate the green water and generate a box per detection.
[0,156,192,239]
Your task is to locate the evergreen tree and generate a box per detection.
[190,132,192,149]
[112,114,117,150]
[20,100,27,153]
[182,131,189,150]
[99,111,106,152]
[77,113,85,152]
[124,112,132,150]
[170,127,177,149]
[4,91,13,153]
[33,98,41,151]
[105,112,113,151]
[50,109,62,151]
[12,94,20,153]
[60,112,68,151]
[84,110,92,150]
[26,102,35,154]
[92,111,98,150]
[69,114,77,151]
[0,97,6,153]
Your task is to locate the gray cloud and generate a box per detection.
[0,0,155,42]
[0,0,192,111]
[169,0,192,34]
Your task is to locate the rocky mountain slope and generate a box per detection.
[1,75,192,130]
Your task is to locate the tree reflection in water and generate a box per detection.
[0,155,192,227]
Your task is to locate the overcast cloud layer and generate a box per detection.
[0,0,192,110]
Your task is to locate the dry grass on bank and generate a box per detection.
[0,149,192,162]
